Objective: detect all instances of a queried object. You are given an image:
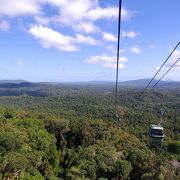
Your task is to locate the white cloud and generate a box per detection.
[55,0,96,26]
[170,49,180,60]
[86,55,128,69]
[0,20,10,31]
[86,6,118,21]
[85,70,90,74]
[34,16,52,25]
[18,62,24,66]
[28,24,99,51]
[44,0,135,22]
[121,30,139,38]
[155,50,180,72]
[102,32,117,42]
[149,44,155,49]
[175,60,180,67]
[156,66,164,70]
[0,0,41,17]
[29,24,79,52]
[155,66,159,70]
[106,45,117,54]
[0,0,136,35]
[44,0,68,6]
[75,34,98,45]
[58,67,66,71]
[119,49,125,54]
[87,6,135,22]
[106,45,125,54]
[106,45,116,53]
[167,50,180,69]
[130,46,141,54]
[121,7,136,21]
[75,21,100,34]
[39,1,135,33]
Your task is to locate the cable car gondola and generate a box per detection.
[148,124,164,144]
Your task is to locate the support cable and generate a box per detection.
[115,0,122,121]
[141,41,180,95]
[152,57,180,88]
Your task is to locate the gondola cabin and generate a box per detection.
[148,124,164,144]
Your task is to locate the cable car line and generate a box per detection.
[112,1,178,145]
[115,0,122,122]
[141,41,180,95]
[152,57,180,88]
[139,42,180,145]
[143,55,180,144]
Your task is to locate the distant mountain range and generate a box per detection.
[118,79,180,88]
[0,81,35,88]
[0,79,179,89]
[58,79,180,89]
[0,80,28,84]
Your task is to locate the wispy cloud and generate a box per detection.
[130,45,141,54]
[0,0,41,17]
[102,32,117,42]
[18,62,24,66]
[167,50,180,69]
[106,45,116,53]
[149,44,155,49]
[75,34,98,45]
[106,45,125,54]
[0,0,137,64]
[28,24,99,51]
[0,0,136,36]
[43,0,135,22]
[155,50,180,72]
[45,2,135,34]
[0,20,10,31]
[0,0,136,38]
[156,66,164,70]
[75,21,100,34]
[86,54,128,69]
[29,24,79,52]
[121,30,139,38]
[85,70,91,74]
[86,6,134,21]
[34,15,52,26]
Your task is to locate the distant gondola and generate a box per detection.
[148,124,164,144]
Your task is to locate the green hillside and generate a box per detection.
[0,84,179,179]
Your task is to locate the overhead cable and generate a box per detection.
[152,57,180,88]
[115,0,122,121]
[141,41,180,94]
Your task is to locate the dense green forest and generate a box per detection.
[0,82,179,179]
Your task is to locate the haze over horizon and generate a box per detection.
[0,0,180,82]
[0,78,180,84]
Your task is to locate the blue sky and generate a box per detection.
[0,0,179,82]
